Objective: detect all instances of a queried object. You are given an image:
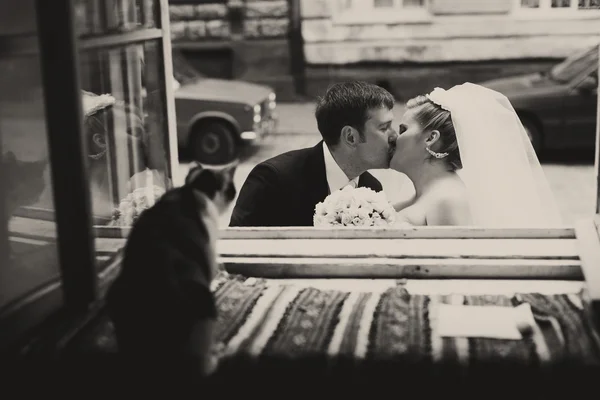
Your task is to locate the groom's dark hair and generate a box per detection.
[315,81,394,147]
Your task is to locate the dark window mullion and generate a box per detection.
[34,0,97,311]
[595,43,600,214]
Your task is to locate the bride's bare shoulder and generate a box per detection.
[425,175,466,199]
[424,178,471,225]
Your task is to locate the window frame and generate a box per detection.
[513,0,600,19]
[595,44,600,215]
[332,0,432,25]
[0,0,178,352]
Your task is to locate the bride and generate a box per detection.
[390,82,562,228]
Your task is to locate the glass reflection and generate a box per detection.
[0,53,62,311]
[74,0,158,37]
[78,41,170,227]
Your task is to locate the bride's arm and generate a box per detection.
[394,204,425,227]
[393,213,415,227]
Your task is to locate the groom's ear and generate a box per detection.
[425,130,441,145]
[341,125,359,147]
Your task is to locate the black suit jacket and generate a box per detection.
[229,141,383,227]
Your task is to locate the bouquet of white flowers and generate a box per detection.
[108,185,166,226]
[313,186,397,227]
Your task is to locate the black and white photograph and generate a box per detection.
[1,0,600,394]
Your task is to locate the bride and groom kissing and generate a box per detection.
[229,80,563,228]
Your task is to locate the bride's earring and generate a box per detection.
[425,145,449,159]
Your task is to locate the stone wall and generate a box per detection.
[169,1,290,41]
[168,1,300,100]
[300,0,600,64]
[299,0,600,99]
[169,3,230,41]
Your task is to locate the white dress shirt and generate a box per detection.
[322,142,358,194]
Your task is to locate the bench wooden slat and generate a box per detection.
[218,238,579,259]
[9,217,57,239]
[222,257,583,279]
[95,238,127,254]
[95,237,581,260]
[13,206,111,225]
[575,219,600,302]
[15,217,576,241]
[220,227,576,239]
[92,226,130,238]
[93,226,577,240]
[260,279,585,295]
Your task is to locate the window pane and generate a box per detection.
[551,0,571,7]
[374,0,394,8]
[521,0,540,8]
[579,0,600,9]
[403,0,425,7]
[550,45,598,82]
[0,0,36,36]
[0,53,62,311]
[74,0,158,37]
[341,0,354,11]
[78,40,171,230]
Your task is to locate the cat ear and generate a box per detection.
[185,162,203,185]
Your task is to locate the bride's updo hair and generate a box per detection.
[406,95,462,171]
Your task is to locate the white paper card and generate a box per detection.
[437,303,535,340]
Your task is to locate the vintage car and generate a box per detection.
[171,51,278,164]
[479,44,598,154]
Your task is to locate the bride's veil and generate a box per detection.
[427,83,563,227]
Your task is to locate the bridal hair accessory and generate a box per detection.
[82,90,116,117]
[82,90,117,161]
[426,87,451,111]
[425,145,449,159]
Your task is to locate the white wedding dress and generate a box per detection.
[421,83,563,228]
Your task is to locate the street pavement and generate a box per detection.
[176,102,596,228]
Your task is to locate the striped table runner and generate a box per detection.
[211,274,600,382]
[70,272,600,388]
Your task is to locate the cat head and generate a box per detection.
[185,162,237,214]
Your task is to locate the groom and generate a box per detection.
[229,81,397,227]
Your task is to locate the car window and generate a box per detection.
[550,45,599,83]
[172,51,205,85]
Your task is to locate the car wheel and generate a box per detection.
[190,121,236,164]
[521,117,543,156]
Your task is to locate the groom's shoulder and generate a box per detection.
[256,146,315,174]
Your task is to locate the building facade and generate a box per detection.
[301,0,600,99]
[168,0,600,100]
[168,0,301,99]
